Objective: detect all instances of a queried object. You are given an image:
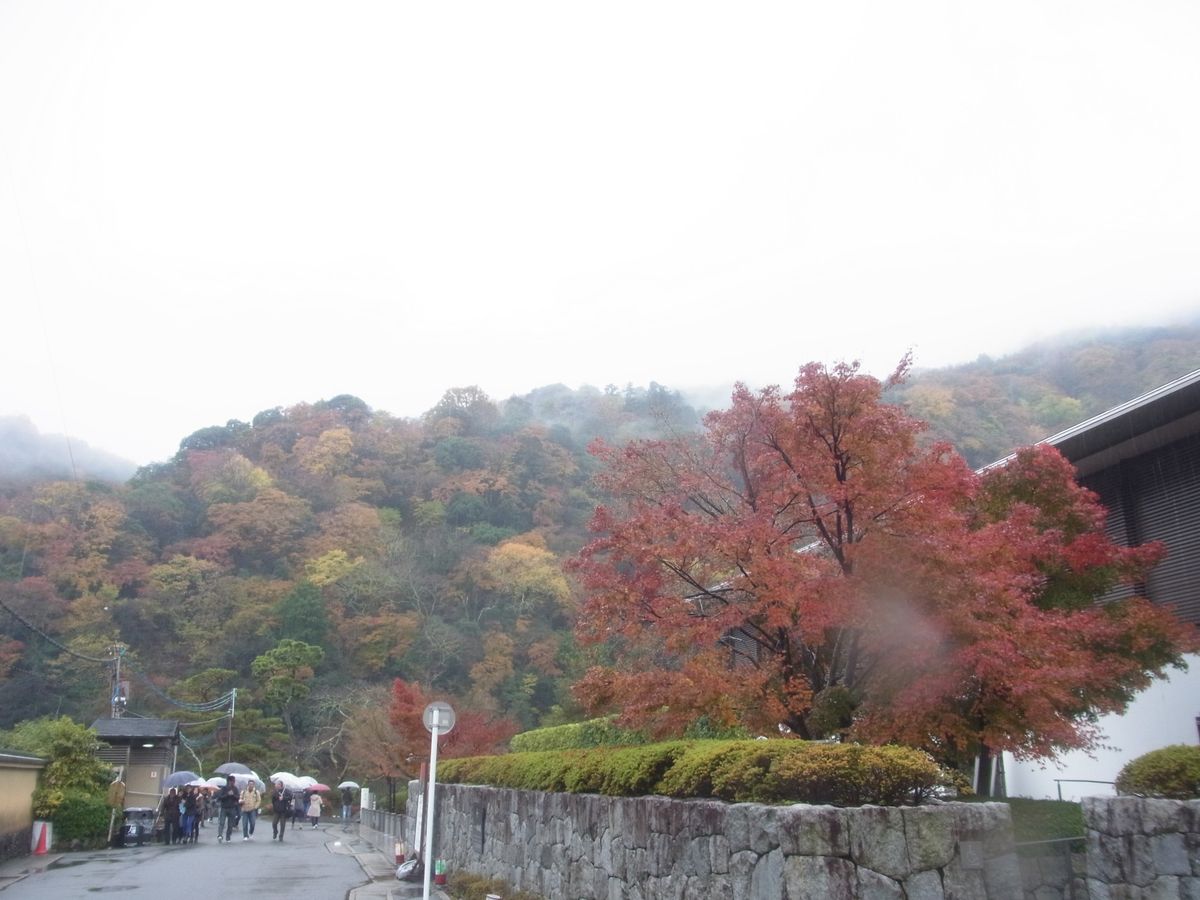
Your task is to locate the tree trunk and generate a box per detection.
[975,744,994,797]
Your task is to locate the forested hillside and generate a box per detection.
[893,321,1200,467]
[0,383,698,777]
[0,324,1195,781]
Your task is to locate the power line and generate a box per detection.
[0,595,114,665]
[1,600,237,714]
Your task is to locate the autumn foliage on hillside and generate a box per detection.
[571,361,1197,772]
[0,384,696,780]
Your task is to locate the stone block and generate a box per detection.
[903,805,958,872]
[958,840,985,871]
[1144,876,1181,900]
[856,867,904,900]
[904,869,945,900]
[729,849,759,900]
[1036,847,1071,887]
[750,847,784,900]
[781,855,857,900]
[1181,875,1200,900]
[1142,799,1186,837]
[1182,801,1200,835]
[776,804,850,858]
[750,806,785,856]
[983,851,1023,900]
[724,804,756,854]
[1151,833,1191,877]
[848,806,911,879]
[680,835,712,877]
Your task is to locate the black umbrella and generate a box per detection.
[164,770,200,789]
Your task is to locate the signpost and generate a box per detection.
[421,701,455,900]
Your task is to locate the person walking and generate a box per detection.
[240,779,262,840]
[270,781,291,841]
[340,786,354,823]
[181,787,200,844]
[216,775,240,843]
[306,791,323,828]
[159,787,181,845]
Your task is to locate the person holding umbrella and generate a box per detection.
[340,784,354,823]
[215,775,240,843]
[270,780,291,841]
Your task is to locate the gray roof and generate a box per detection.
[91,717,180,741]
[0,749,46,766]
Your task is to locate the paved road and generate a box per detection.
[0,822,431,899]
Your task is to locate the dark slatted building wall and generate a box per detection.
[1048,371,1200,627]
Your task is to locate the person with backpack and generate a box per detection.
[270,781,291,841]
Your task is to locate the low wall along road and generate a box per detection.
[362,784,1200,899]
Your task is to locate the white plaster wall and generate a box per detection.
[1004,654,1200,801]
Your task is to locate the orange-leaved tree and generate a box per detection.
[389,679,519,764]
[570,359,1196,791]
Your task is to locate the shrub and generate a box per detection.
[447,871,540,900]
[51,789,112,844]
[510,717,645,753]
[440,739,960,806]
[1115,744,1200,799]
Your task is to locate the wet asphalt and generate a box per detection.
[0,820,425,899]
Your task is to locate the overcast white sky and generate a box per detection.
[2,1,1199,466]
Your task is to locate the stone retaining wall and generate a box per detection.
[1016,842,1086,900]
[416,784,1021,899]
[384,786,1200,899]
[1082,796,1200,897]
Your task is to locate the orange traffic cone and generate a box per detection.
[33,822,47,855]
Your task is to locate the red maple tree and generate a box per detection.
[570,360,1196,782]
[389,678,519,762]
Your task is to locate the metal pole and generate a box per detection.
[422,709,440,900]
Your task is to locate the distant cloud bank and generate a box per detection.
[0,416,137,483]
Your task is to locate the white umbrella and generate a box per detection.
[204,776,229,789]
[269,771,303,790]
[186,778,209,788]
[231,771,266,791]
[337,781,360,791]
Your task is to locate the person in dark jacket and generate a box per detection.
[270,781,291,841]
[181,787,200,843]
[292,790,308,825]
[159,787,181,845]
[216,775,240,843]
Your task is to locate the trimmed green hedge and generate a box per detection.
[51,789,112,844]
[509,717,647,753]
[439,739,961,807]
[1115,744,1200,799]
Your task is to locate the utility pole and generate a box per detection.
[109,643,128,718]
[227,688,236,761]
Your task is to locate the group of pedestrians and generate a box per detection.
[267,780,323,841]
[158,775,330,845]
[157,784,209,844]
